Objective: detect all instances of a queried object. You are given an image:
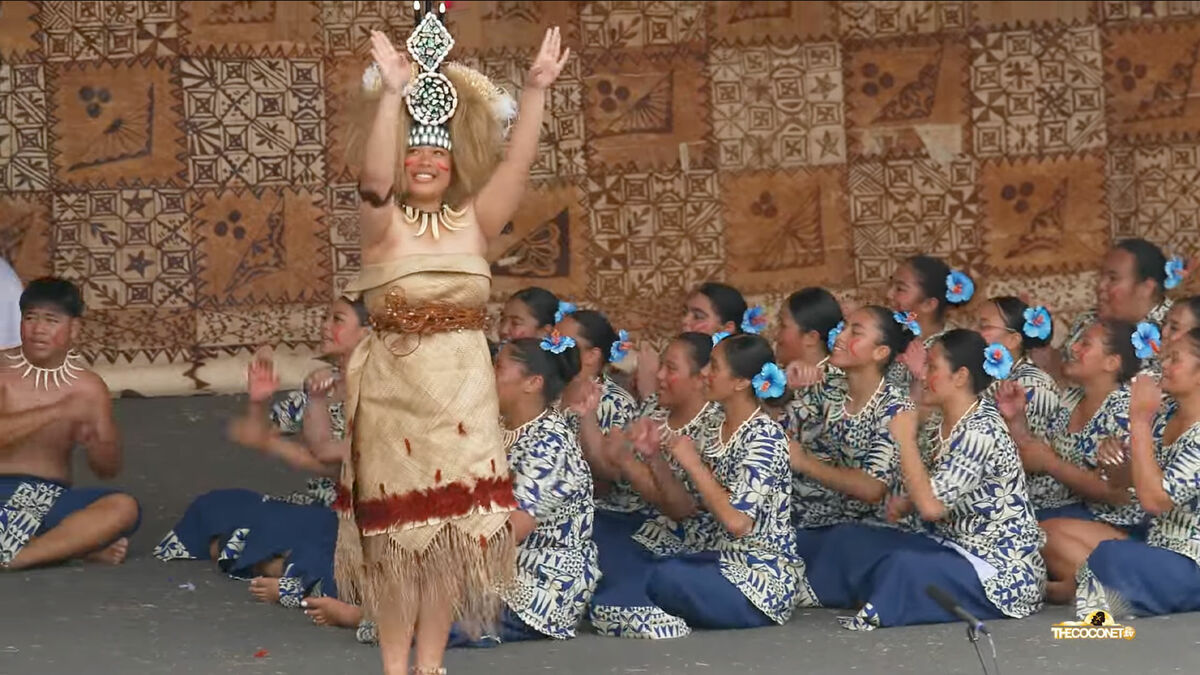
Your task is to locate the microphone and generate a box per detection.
[926,585,990,636]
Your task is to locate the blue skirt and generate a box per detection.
[645,551,774,631]
[803,523,1004,630]
[794,525,834,565]
[1037,503,1151,541]
[155,489,338,605]
[447,608,546,648]
[587,510,690,639]
[1077,540,1200,618]
[1,475,141,565]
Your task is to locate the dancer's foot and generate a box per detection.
[302,596,363,628]
[85,538,128,565]
[249,576,281,604]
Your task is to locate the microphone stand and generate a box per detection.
[964,623,1001,675]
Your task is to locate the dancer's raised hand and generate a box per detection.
[247,347,278,403]
[527,26,570,90]
[370,30,411,94]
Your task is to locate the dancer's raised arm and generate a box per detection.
[358,31,411,248]
[473,27,570,238]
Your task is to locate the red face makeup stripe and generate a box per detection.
[404,156,420,167]
[848,338,861,357]
[434,159,450,172]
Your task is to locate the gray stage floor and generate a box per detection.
[2,396,1197,674]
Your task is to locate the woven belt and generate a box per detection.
[369,288,487,335]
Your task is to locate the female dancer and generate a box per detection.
[639,333,812,629]
[1162,295,1200,344]
[997,319,1141,603]
[497,287,559,344]
[975,296,1060,448]
[787,307,914,548]
[773,288,845,528]
[1075,331,1200,619]
[155,297,366,607]
[885,255,973,388]
[835,329,1045,631]
[309,335,601,647]
[589,333,719,638]
[1053,239,1176,380]
[338,14,569,674]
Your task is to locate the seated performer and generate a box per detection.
[1075,331,1200,619]
[1162,295,1200,345]
[1051,239,1178,381]
[827,330,1045,631]
[154,297,367,608]
[786,306,915,567]
[589,333,720,638]
[318,334,600,648]
[975,296,1060,455]
[997,319,1143,603]
[497,287,559,344]
[0,277,140,570]
[885,255,973,389]
[636,333,812,630]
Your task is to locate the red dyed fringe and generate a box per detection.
[332,483,353,513]
[352,476,517,532]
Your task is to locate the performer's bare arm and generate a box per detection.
[473,28,569,239]
[75,374,122,479]
[357,32,412,248]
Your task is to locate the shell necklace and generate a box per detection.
[710,407,762,459]
[400,203,469,240]
[7,349,85,389]
[930,399,980,465]
[502,409,549,449]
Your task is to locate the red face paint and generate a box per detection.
[403,156,420,167]
[330,324,343,346]
[434,159,450,172]
[847,337,862,358]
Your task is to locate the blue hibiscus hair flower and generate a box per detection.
[893,311,922,336]
[752,362,787,400]
[554,301,577,324]
[541,330,577,355]
[1022,306,1052,341]
[827,320,845,352]
[1131,322,1161,360]
[609,329,633,363]
[983,343,1014,380]
[711,331,731,346]
[741,305,767,334]
[946,270,975,304]
[1165,256,1188,290]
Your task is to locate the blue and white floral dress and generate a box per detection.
[833,399,1047,630]
[789,376,913,578]
[154,388,342,607]
[1076,410,1200,619]
[1029,386,1149,533]
[638,410,814,629]
[590,393,717,639]
[986,357,1060,446]
[444,408,600,646]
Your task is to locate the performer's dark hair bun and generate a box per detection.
[936,329,993,395]
[719,333,786,407]
[1115,238,1168,294]
[863,305,916,369]
[907,255,965,317]
[569,309,619,365]
[508,337,581,405]
[992,296,1053,350]
[697,282,748,331]
[511,286,560,330]
[1097,319,1141,384]
[786,287,844,351]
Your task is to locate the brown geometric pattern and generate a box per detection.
[711,41,845,170]
[722,168,853,294]
[50,188,193,309]
[979,153,1109,277]
[1108,140,1200,254]
[3,2,1200,394]
[179,57,324,188]
[583,49,711,170]
[0,63,50,191]
[179,0,321,57]
[50,58,186,188]
[844,36,969,158]
[837,1,970,41]
[849,155,980,286]
[969,25,1106,157]
[37,0,180,61]
[1104,21,1200,141]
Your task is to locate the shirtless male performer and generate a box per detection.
[0,277,140,569]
